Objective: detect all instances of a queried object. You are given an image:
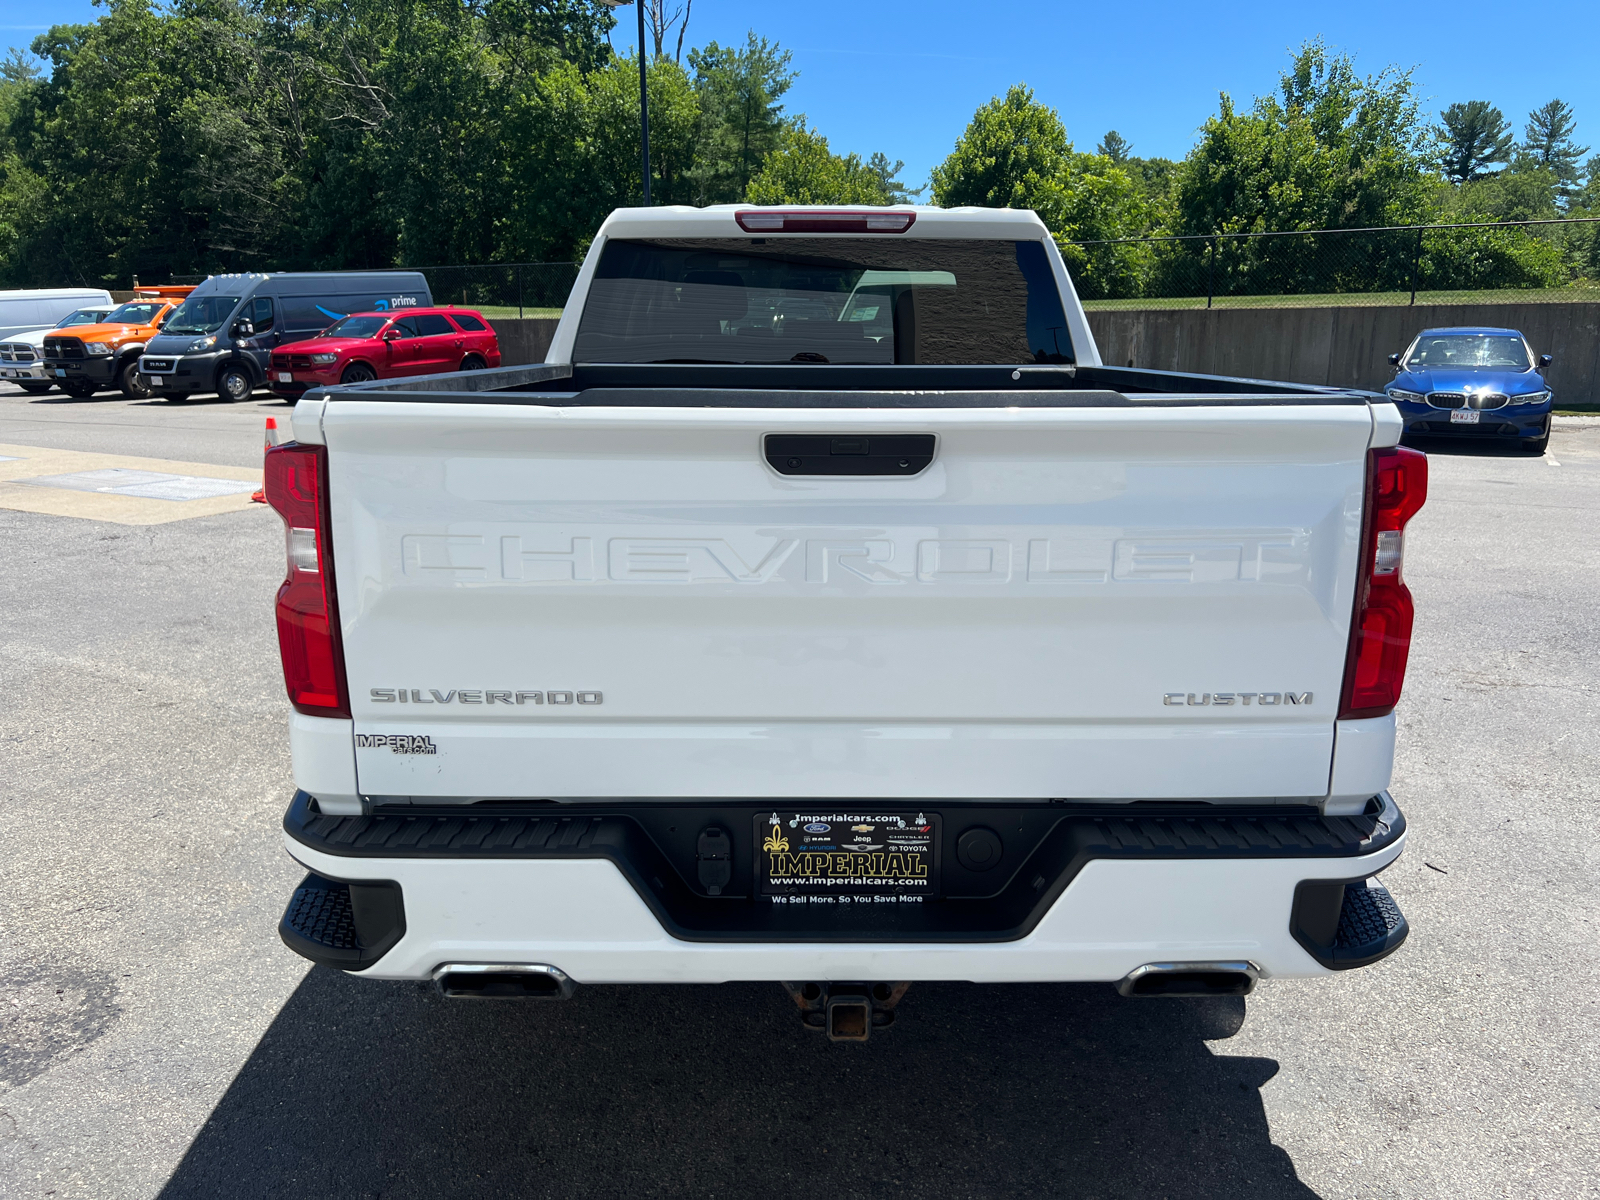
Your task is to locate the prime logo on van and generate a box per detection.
[369,688,602,705]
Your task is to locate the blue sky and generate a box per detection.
[6,0,1597,192]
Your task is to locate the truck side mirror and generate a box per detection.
[1387,353,1401,367]
[233,320,255,338]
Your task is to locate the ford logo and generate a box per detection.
[804,822,830,833]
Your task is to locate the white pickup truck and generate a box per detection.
[269,205,1424,1039]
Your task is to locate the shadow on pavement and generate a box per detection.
[158,969,1316,1199]
[1401,434,1540,458]
[25,392,133,405]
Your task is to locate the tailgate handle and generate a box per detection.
[765,434,934,476]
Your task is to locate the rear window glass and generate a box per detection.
[415,313,455,335]
[574,238,1073,365]
[450,313,488,332]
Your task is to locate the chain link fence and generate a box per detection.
[414,261,579,318]
[1064,217,1600,310]
[162,220,1600,314]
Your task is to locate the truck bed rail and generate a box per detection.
[307,362,1377,408]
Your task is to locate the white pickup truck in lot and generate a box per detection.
[269,205,1425,1039]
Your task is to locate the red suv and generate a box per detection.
[269,307,501,398]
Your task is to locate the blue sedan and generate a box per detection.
[1385,326,1554,455]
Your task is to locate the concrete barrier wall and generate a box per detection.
[1086,302,1600,404]
[484,308,1600,402]
[488,317,561,367]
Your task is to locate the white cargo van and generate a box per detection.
[0,287,115,342]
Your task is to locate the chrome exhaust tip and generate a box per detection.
[432,963,574,1000]
[1116,961,1260,998]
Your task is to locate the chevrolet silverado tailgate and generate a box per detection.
[317,397,1375,801]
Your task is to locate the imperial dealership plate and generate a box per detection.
[756,812,939,905]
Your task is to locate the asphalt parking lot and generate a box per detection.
[1,383,1596,1199]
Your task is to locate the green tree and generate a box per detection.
[686,33,794,203]
[1520,99,1587,176]
[1516,98,1588,208]
[744,122,900,204]
[1164,40,1432,298]
[500,54,700,262]
[931,86,1151,296]
[1571,154,1600,212]
[1438,100,1514,182]
[1443,167,1561,223]
[864,151,921,203]
[1124,155,1177,203]
[5,0,301,285]
[1175,40,1432,236]
[1096,130,1130,163]
[930,84,1072,221]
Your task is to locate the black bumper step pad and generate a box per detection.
[1334,883,1408,963]
[284,791,1404,946]
[1290,878,1410,970]
[283,875,359,950]
[278,872,406,971]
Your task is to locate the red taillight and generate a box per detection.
[263,442,349,718]
[1339,446,1428,720]
[735,209,916,234]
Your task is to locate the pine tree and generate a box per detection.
[1520,99,1588,191]
[1439,101,1515,181]
[686,34,795,204]
[1096,130,1131,162]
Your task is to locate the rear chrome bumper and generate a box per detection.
[280,791,1408,983]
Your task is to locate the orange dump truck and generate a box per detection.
[41,285,194,399]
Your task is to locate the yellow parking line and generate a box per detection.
[0,442,266,526]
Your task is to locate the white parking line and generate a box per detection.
[0,443,265,525]
[24,468,260,501]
